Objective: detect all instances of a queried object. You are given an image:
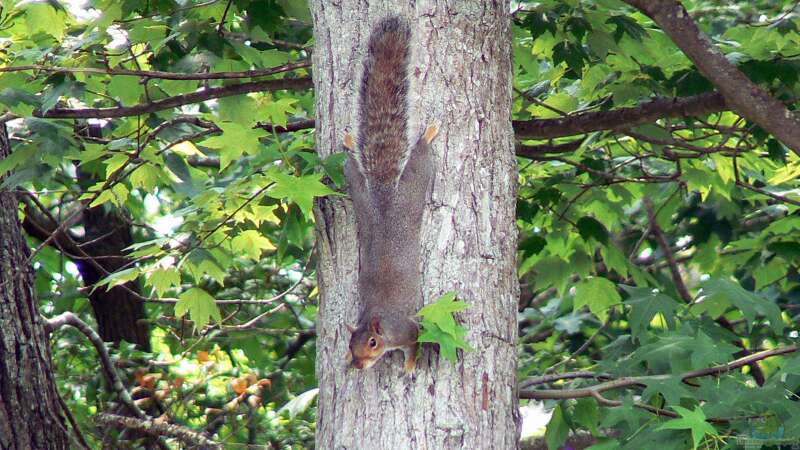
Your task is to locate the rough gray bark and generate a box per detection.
[0,124,70,449]
[311,2,519,449]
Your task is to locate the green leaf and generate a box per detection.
[766,241,800,261]
[574,277,620,322]
[202,122,267,170]
[107,76,141,105]
[417,321,471,363]
[520,235,547,259]
[283,205,308,249]
[218,95,259,127]
[552,41,586,74]
[753,257,786,290]
[529,256,571,296]
[321,152,347,188]
[230,230,275,260]
[89,189,116,208]
[259,49,291,68]
[130,164,161,191]
[174,288,222,330]
[109,183,129,207]
[266,171,339,218]
[263,98,298,128]
[163,153,197,196]
[657,406,718,450]
[585,440,622,450]
[576,216,609,244]
[146,268,180,297]
[622,286,680,341]
[545,404,570,450]
[95,267,140,292]
[25,3,66,39]
[41,76,74,113]
[416,292,472,363]
[417,292,470,335]
[600,244,629,278]
[630,334,694,370]
[573,398,600,436]
[642,376,694,406]
[699,278,785,334]
[689,331,737,368]
[0,144,37,178]
[105,153,130,178]
[606,15,647,42]
[0,88,40,116]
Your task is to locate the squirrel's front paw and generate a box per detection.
[423,124,439,145]
[343,132,356,150]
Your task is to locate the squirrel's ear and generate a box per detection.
[370,317,382,335]
[346,323,357,333]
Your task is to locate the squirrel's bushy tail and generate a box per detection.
[357,16,411,185]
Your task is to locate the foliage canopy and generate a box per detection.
[0,0,799,448]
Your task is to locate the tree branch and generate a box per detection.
[95,413,222,450]
[34,77,312,119]
[0,60,310,81]
[520,371,613,389]
[255,118,316,133]
[515,139,584,158]
[519,346,797,421]
[623,0,800,155]
[513,92,727,139]
[45,312,147,420]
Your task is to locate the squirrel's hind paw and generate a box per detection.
[403,359,417,377]
[423,124,439,145]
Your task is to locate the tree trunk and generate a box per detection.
[78,188,150,351]
[311,3,519,449]
[0,124,70,449]
[77,123,150,350]
[20,123,150,350]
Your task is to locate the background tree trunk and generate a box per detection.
[0,124,70,449]
[311,2,520,448]
[76,123,149,350]
[21,122,150,350]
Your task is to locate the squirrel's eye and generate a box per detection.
[368,338,377,348]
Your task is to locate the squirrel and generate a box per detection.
[343,16,438,374]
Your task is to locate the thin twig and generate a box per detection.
[544,319,610,374]
[217,0,234,34]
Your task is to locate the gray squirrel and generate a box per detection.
[343,16,438,374]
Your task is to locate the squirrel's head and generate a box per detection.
[346,317,386,370]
